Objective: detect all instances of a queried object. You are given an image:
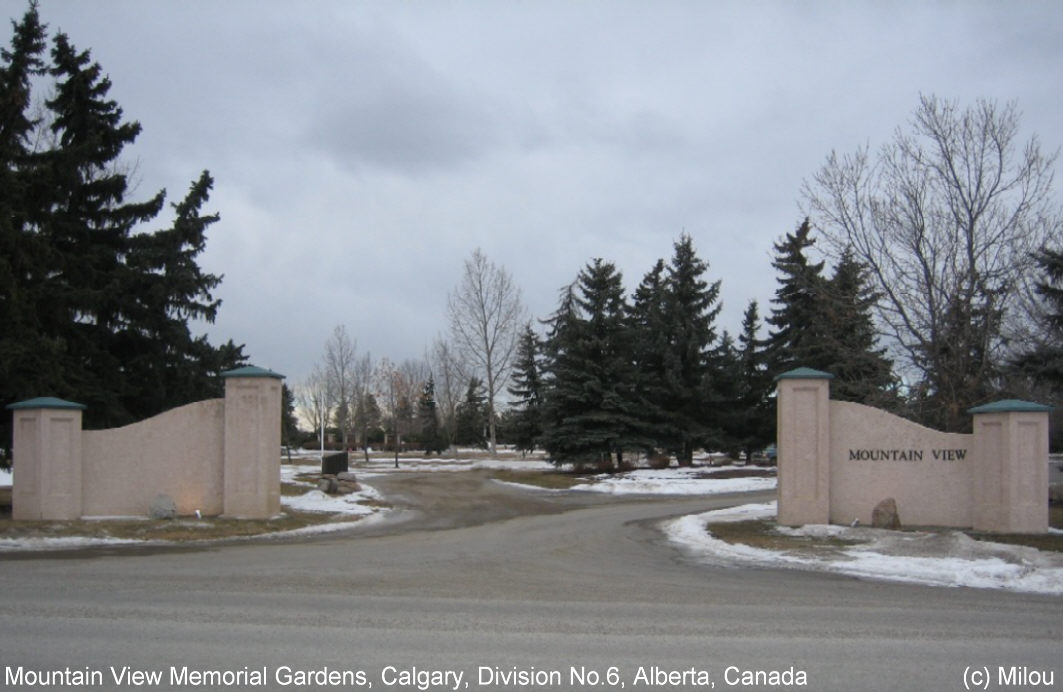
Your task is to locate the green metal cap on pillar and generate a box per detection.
[773,367,835,382]
[967,399,1054,415]
[220,365,285,379]
[6,396,87,411]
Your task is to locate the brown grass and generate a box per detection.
[0,480,379,543]
[707,519,861,556]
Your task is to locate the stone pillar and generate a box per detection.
[5,397,86,520]
[774,368,834,526]
[969,400,1052,534]
[222,366,284,518]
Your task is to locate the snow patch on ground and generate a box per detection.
[663,502,1063,595]
[574,466,776,495]
[0,467,11,485]
[0,535,146,552]
[280,481,384,516]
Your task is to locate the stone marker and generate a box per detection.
[871,497,901,530]
[149,494,178,520]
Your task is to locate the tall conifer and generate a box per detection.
[506,325,543,454]
[821,247,895,405]
[540,261,647,469]
[658,235,722,465]
[0,6,247,438]
[767,219,830,377]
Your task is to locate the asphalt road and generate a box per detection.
[0,472,1059,692]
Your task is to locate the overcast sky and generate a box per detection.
[10,1,1063,385]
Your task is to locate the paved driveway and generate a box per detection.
[0,472,1059,691]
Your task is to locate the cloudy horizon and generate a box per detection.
[9,0,1063,385]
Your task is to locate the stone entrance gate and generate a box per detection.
[5,365,283,520]
[775,367,1050,533]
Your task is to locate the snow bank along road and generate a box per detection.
[0,471,1059,692]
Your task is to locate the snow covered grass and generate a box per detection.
[574,465,776,495]
[357,456,556,477]
[0,467,12,486]
[0,465,390,552]
[280,482,385,516]
[664,502,1063,595]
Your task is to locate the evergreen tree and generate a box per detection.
[731,300,774,461]
[629,259,672,454]
[417,376,445,454]
[539,260,647,470]
[122,171,244,416]
[768,220,896,407]
[0,2,51,452]
[281,383,300,449]
[710,330,743,457]
[1013,246,1063,386]
[657,234,722,465]
[506,325,543,454]
[767,219,831,377]
[821,247,895,406]
[0,5,247,443]
[453,377,487,448]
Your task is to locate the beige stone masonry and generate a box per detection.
[6,366,283,520]
[775,368,1051,534]
[775,369,831,526]
[9,399,85,520]
[970,403,1051,534]
[81,399,225,517]
[223,372,282,518]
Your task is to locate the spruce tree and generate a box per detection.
[0,1,51,451]
[506,325,543,454]
[41,31,165,424]
[539,260,647,470]
[732,300,774,461]
[767,219,831,376]
[538,284,586,464]
[0,5,247,441]
[658,234,722,465]
[768,220,896,407]
[281,384,300,449]
[710,330,743,456]
[417,376,445,454]
[454,377,487,448]
[1013,246,1063,386]
[122,171,244,416]
[629,259,672,454]
[821,247,895,405]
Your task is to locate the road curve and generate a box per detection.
[0,471,1059,691]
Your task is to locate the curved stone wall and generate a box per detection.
[82,399,225,516]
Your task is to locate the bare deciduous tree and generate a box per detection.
[803,95,1062,430]
[372,357,427,465]
[429,336,469,449]
[352,352,375,462]
[373,357,399,467]
[323,325,358,448]
[297,364,331,448]
[447,249,527,454]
